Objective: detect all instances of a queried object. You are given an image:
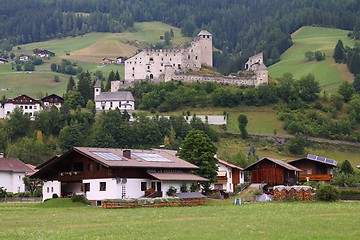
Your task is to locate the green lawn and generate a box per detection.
[0,199,359,239]
[1,22,190,98]
[269,26,359,93]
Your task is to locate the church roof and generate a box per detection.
[95,91,134,102]
[94,80,102,88]
[197,30,212,36]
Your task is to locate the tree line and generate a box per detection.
[1,0,360,74]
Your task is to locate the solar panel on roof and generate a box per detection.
[91,151,123,161]
[306,154,337,166]
[133,153,172,162]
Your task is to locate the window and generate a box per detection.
[84,183,90,192]
[229,171,232,178]
[25,106,28,109]
[51,187,54,193]
[34,106,37,110]
[147,66,150,69]
[110,102,113,108]
[88,163,94,172]
[132,67,135,70]
[96,89,99,92]
[132,74,134,77]
[100,182,106,191]
[29,106,32,109]
[141,182,147,191]
[18,175,21,180]
[151,182,156,190]
[47,187,49,193]
[150,58,153,61]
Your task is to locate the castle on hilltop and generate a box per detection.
[115,30,268,90]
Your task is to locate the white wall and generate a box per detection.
[3,104,42,120]
[0,172,26,193]
[42,180,61,201]
[95,100,135,112]
[161,181,196,197]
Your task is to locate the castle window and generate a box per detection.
[207,35,210,38]
[161,63,163,66]
[170,58,172,61]
[147,66,150,69]
[110,102,113,108]
[178,64,181,69]
[132,74,134,77]
[161,58,163,61]
[203,35,205,38]
[173,64,175,66]
[134,61,136,64]
[150,74,154,79]
[195,56,198,60]
[160,70,162,72]
[132,67,135,70]
[150,58,153,61]
[96,89,99,92]
[188,55,190,60]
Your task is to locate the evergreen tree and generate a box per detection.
[115,70,121,80]
[333,40,345,63]
[77,71,93,104]
[353,75,360,94]
[67,76,76,93]
[58,122,82,151]
[106,70,115,91]
[340,160,355,175]
[237,114,249,139]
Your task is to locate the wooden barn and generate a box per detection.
[244,158,301,186]
[289,154,337,182]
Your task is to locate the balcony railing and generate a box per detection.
[300,174,332,181]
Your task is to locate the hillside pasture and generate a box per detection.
[2,22,190,98]
[0,199,359,239]
[269,26,358,93]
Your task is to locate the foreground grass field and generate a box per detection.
[269,26,358,93]
[0,199,359,239]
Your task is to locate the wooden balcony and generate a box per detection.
[300,174,332,181]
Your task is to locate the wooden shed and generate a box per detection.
[244,158,301,186]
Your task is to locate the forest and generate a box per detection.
[1,0,360,73]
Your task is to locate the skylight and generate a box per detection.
[91,151,123,161]
[133,153,172,162]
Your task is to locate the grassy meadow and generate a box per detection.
[269,26,358,93]
[0,22,190,98]
[0,199,359,239]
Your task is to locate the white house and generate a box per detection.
[211,158,244,193]
[0,94,42,120]
[41,94,64,111]
[32,147,208,205]
[0,158,33,193]
[19,54,30,62]
[94,80,135,112]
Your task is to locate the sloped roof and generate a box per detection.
[94,80,102,88]
[244,158,302,171]
[0,158,33,173]
[6,94,41,104]
[35,147,200,172]
[197,30,212,36]
[289,158,337,167]
[254,63,267,70]
[41,94,64,103]
[174,192,206,199]
[95,91,134,102]
[217,158,243,170]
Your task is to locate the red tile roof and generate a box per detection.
[0,158,33,172]
[217,158,243,170]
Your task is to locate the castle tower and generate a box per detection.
[197,30,213,67]
[94,80,102,99]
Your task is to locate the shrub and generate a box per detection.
[33,188,42,197]
[166,186,177,196]
[180,183,188,193]
[316,184,340,201]
[190,183,199,192]
[0,187,7,198]
[71,195,91,205]
[52,193,59,198]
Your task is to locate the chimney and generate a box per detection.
[123,150,131,159]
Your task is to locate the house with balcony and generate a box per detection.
[41,94,64,110]
[289,154,337,183]
[212,158,244,193]
[32,147,208,205]
[0,94,42,120]
[94,80,135,112]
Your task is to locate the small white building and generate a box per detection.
[0,94,42,120]
[212,158,244,193]
[94,80,135,112]
[32,147,208,205]
[41,94,64,111]
[0,158,33,193]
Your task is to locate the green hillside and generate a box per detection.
[269,26,358,93]
[0,22,190,98]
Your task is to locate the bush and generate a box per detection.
[33,188,42,197]
[166,186,177,196]
[71,195,91,205]
[316,184,340,201]
[0,187,7,198]
[180,183,188,193]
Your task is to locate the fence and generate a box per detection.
[0,197,42,202]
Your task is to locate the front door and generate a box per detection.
[157,182,162,192]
